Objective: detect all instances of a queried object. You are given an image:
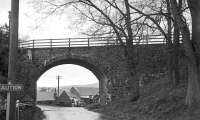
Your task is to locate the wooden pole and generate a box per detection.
[6,0,19,120]
[69,38,71,48]
[88,38,90,47]
[58,76,59,96]
[57,75,61,96]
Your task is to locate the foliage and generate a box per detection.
[29,0,200,107]
[0,24,9,80]
[20,106,46,120]
[0,24,9,100]
[94,77,188,120]
[86,102,103,110]
[16,50,39,101]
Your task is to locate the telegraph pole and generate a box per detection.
[57,75,61,96]
[6,0,19,120]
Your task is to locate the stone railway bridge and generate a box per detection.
[19,35,167,104]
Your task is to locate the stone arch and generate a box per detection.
[35,54,109,104]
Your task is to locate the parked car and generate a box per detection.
[16,100,34,110]
[78,100,86,107]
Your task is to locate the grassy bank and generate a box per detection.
[87,78,200,120]
[0,106,45,120]
[20,106,45,120]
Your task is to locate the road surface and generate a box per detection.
[38,105,115,120]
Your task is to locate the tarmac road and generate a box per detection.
[38,105,114,120]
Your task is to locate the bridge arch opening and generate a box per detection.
[36,58,108,105]
[37,64,99,87]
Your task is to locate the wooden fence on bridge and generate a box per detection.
[19,35,167,48]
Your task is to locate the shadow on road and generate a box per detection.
[20,106,46,120]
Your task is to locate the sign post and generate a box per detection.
[6,0,19,120]
[0,84,23,92]
[3,82,23,120]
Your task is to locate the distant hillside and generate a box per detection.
[61,83,99,88]
[38,83,98,90]
[37,84,99,101]
[37,83,99,96]
[81,83,99,88]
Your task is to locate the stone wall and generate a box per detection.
[19,44,173,103]
[32,46,130,103]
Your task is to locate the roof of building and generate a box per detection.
[70,87,81,98]
[66,91,80,99]
[57,91,71,102]
[75,87,99,96]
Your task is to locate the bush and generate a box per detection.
[86,103,103,110]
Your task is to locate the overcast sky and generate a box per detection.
[0,0,98,87]
[0,0,10,25]
[0,0,88,39]
[37,64,98,87]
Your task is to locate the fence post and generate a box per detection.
[146,35,148,44]
[69,38,71,48]
[50,39,53,59]
[50,39,52,48]
[88,38,90,47]
[107,38,109,46]
[163,36,166,44]
[138,36,141,45]
[116,38,119,45]
[32,40,35,49]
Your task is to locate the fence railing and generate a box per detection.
[19,35,167,48]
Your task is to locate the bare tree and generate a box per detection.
[186,0,200,107]
[30,0,142,101]
[170,0,200,107]
[128,0,182,87]
[30,0,200,107]
[77,0,140,101]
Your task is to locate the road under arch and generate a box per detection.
[35,58,109,104]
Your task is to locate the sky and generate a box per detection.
[0,0,10,25]
[0,0,89,39]
[37,64,98,87]
[0,0,98,87]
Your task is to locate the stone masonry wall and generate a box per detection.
[20,44,170,103]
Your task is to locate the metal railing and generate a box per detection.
[19,35,167,48]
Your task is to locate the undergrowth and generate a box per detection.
[88,77,200,120]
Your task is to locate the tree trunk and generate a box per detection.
[166,0,180,87]
[125,47,139,101]
[166,0,179,86]
[186,0,200,107]
[172,18,180,86]
[124,0,139,101]
[182,30,200,107]
[186,62,200,106]
[170,0,200,107]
